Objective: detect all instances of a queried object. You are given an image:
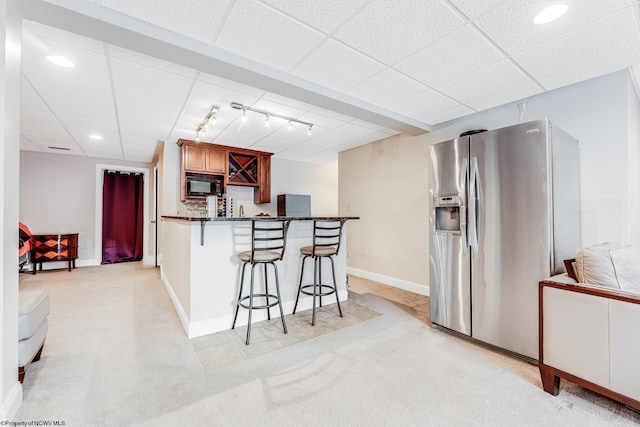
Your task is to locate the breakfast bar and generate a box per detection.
[160,216,358,338]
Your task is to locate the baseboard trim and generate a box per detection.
[160,269,191,336]
[1,382,22,421]
[347,267,429,296]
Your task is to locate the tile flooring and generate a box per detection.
[190,275,429,372]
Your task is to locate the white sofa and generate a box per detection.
[539,243,640,411]
[18,290,49,383]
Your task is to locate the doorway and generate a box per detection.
[95,164,150,266]
[101,170,144,264]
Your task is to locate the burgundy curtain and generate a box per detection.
[102,171,143,264]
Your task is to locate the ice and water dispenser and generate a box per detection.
[434,195,462,234]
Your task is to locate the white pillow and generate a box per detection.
[575,243,640,292]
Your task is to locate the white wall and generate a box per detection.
[339,70,638,292]
[628,74,640,248]
[1,0,22,420]
[19,151,152,266]
[427,70,631,247]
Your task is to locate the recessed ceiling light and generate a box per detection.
[534,4,568,24]
[89,134,103,141]
[46,55,74,68]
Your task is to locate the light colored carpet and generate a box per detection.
[14,262,640,426]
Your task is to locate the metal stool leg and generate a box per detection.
[246,263,257,345]
[329,256,343,317]
[264,263,271,321]
[312,256,319,326]
[232,262,248,329]
[293,255,309,314]
[272,262,287,334]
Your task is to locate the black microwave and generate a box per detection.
[186,174,223,197]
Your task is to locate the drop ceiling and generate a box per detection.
[17,0,640,164]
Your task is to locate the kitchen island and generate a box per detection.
[161,216,358,338]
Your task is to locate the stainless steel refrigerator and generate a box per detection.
[428,119,581,361]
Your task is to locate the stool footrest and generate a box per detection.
[300,284,337,297]
[239,293,281,310]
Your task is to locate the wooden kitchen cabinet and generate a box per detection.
[182,141,226,174]
[178,139,272,204]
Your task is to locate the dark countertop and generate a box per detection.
[161,216,359,222]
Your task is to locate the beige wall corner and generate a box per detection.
[339,133,429,289]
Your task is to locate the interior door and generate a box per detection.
[429,137,471,335]
[470,120,551,359]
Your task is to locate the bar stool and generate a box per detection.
[293,220,346,325]
[232,219,291,345]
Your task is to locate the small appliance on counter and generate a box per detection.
[277,194,310,217]
[206,195,233,217]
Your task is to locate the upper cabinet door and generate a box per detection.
[206,148,226,174]
[184,144,206,172]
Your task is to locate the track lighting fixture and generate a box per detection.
[230,102,313,133]
[195,105,219,141]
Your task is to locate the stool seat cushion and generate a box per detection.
[300,246,337,256]
[19,290,50,340]
[18,318,47,367]
[238,250,281,263]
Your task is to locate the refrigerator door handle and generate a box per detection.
[468,157,479,257]
[460,158,468,255]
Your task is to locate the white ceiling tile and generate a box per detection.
[334,0,464,64]
[475,0,634,55]
[180,81,261,124]
[215,1,325,71]
[251,98,313,122]
[248,138,298,153]
[389,90,461,120]
[349,119,387,132]
[20,110,60,130]
[308,107,356,123]
[21,38,110,87]
[116,110,175,135]
[514,9,640,81]
[21,76,36,93]
[423,105,475,125]
[43,98,117,125]
[22,20,105,53]
[467,82,542,111]
[73,132,121,148]
[436,59,532,104]
[20,136,42,152]
[292,39,385,92]
[110,58,194,102]
[99,0,231,43]
[394,25,503,87]
[56,115,118,137]
[21,131,80,151]
[448,0,508,19]
[210,128,262,149]
[115,90,183,121]
[347,69,428,107]
[120,125,166,145]
[259,92,318,113]
[23,70,114,108]
[261,0,368,34]
[300,151,338,164]
[540,48,640,91]
[21,91,52,114]
[197,73,266,98]
[107,45,197,78]
[123,153,153,162]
